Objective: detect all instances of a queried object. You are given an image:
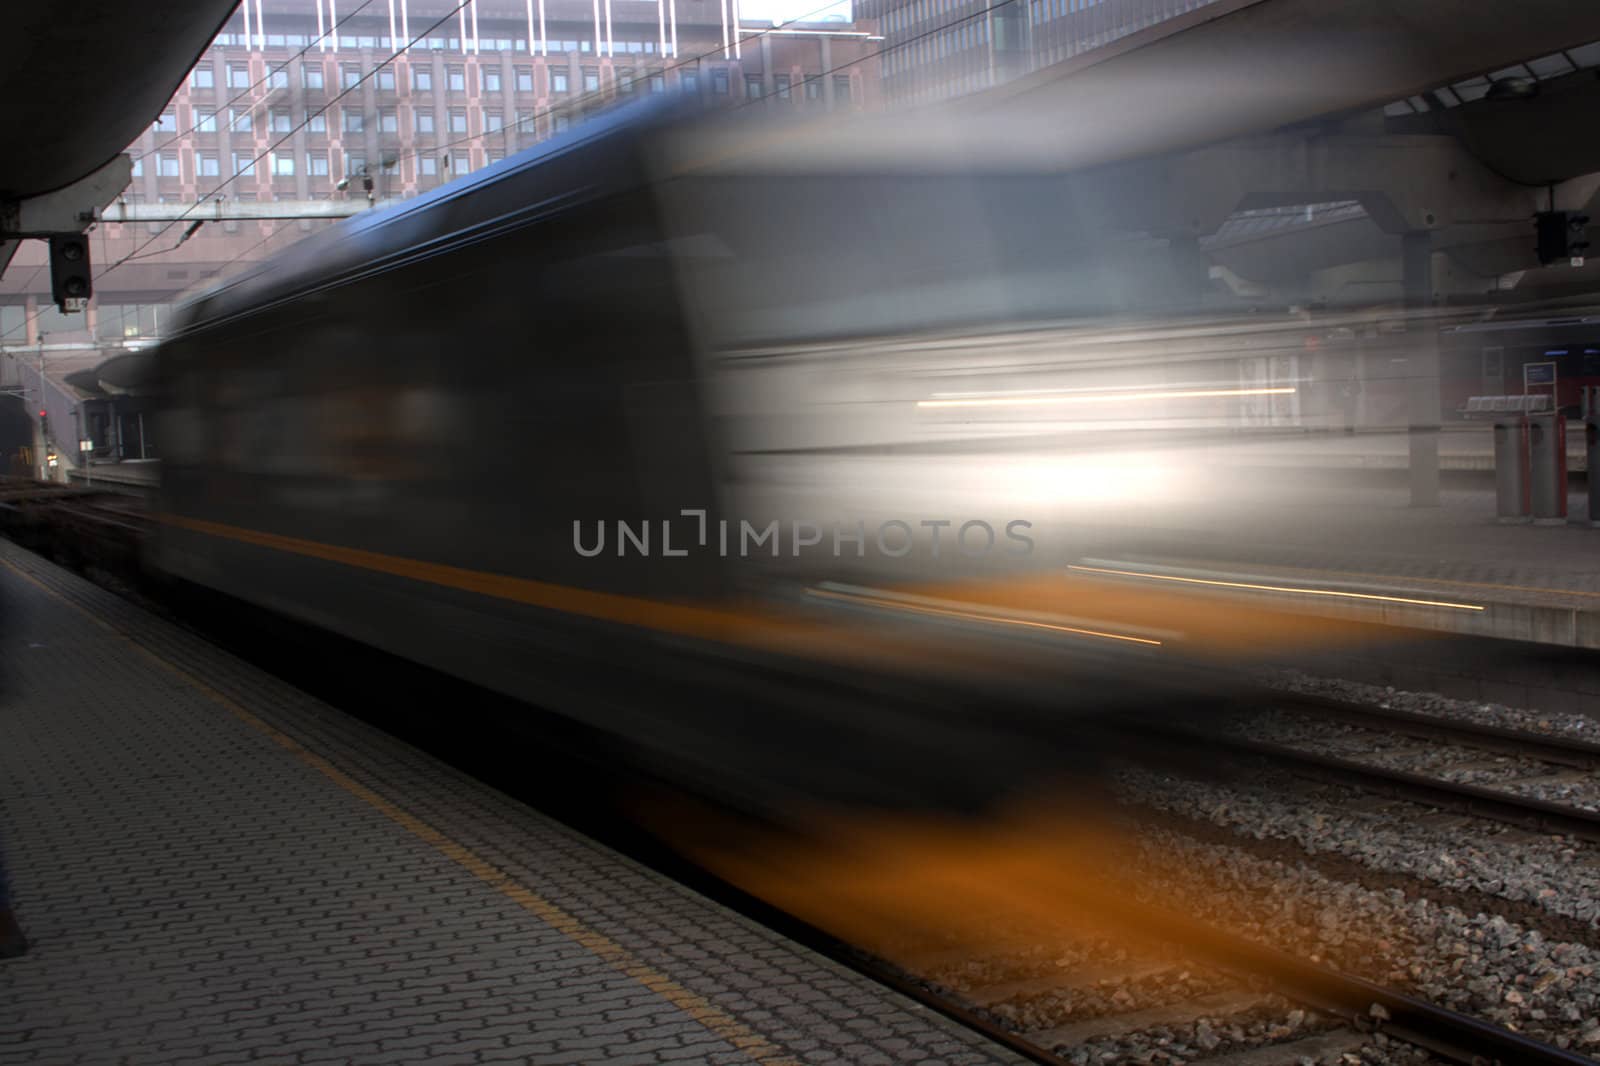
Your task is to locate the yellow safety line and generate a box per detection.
[1067,564,1485,612]
[0,554,801,1065]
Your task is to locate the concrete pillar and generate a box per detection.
[1404,230,1440,507]
[820,38,833,107]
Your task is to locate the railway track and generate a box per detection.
[858,867,1597,1066]
[1192,689,1600,842]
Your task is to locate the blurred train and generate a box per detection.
[148,99,1378,812]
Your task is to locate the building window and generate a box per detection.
[515,67,533,92]
[378,108,398,132]
[376,68,396,91]
[413,68,433,91]
[681,71,698,93]
[342,65,362,89]
[553,114,570,132]
[303,64,325,89]
[156,153,180,178]
[484,110,503,132]
[343,109,364,133]
[483,69,501,92]
[270,152,295,176]
[192,67,215,89]
[805,77,821,100]
[227,63,250,89]
[450,151,469,173]
[307,152,330,176]
[231,107,253,131]
[196,109,218,132]
[130,157,143,177]
[197,153,220,177]
[270,109,292,132]
[447,66,465,91]
[833,74,852,103]
[232,152,256,176]
[346,154,367,176]
[711,69,729,94]
[269,68,289,90]
[551,70,569,93]
[648,73,665,93]
[155,112,177,133]
[618,69,635,93]
[419,156,438,176]
[583,68,600,92]
[774,73,790,99]
[745,74,762,99]
[415,109,435,133]
[308,112,328,133]
[448,108,467,133]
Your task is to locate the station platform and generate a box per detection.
[0,541,1017,1066]
[1026,456,1600,671]
[1218,422,1590,473]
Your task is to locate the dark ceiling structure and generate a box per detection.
[2,1,240,201]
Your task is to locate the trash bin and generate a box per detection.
[1529,411,1567,525]
[1493,416,1531,523]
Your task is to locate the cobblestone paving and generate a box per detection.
[0,541,1016,1066]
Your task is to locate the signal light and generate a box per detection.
[1536,211,1590,267]
[48,234,93,312]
